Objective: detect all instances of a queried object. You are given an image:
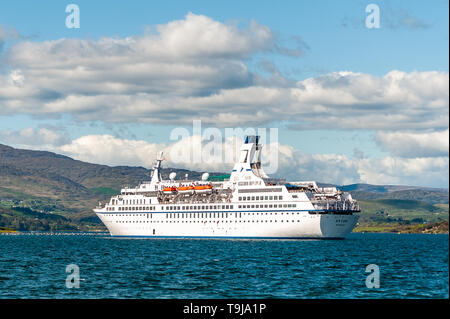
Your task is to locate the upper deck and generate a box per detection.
[96,135,360,214]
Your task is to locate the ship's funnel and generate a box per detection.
[151,152,164,184]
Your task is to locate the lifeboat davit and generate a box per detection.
[194,185,213,194]
[177,186,195,195]
[163,186,177,194]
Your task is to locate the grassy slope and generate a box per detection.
[354,199,449,233]
[351,189,449,204]
[0,143,448,232]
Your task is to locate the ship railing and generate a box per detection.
[312,200,360,212]
[287,189,308,193]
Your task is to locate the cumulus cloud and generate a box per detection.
[1,68,447,130]
[0,14,446,131]
[59,134,165,167]
[272,143,448,187]
[2,13,275,100]
[56,134,253,173]
[3,130,447,188]
[0,13,448,185]
[0,127,70,147]
[376,130,449,158]
[61,135,450,188]
[357,156,449,187]
[287,70,448,130]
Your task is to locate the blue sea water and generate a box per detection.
[0,233,448,299]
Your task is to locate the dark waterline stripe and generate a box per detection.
[110,235,345,240]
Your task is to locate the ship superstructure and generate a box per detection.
[94,136,360,238]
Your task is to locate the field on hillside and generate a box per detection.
[354,199,449,233]
[0,143,448,233]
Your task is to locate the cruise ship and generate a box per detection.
[94,136,360,239]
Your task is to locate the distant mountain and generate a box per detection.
[338,184,448,204]
[340,183,448,194]
[0,143,222,221]
[0,143,448,231]
[0,143,209,192]
[315,182,448,204]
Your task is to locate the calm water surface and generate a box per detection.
[0,233,448,298]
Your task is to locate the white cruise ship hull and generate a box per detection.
[94,136,361,239]
[96,211,359,239]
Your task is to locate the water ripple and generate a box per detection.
[0,233,448,298]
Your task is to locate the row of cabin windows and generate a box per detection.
[167,212,231,219]
[237,181,262,186]
[118,199,149,205]
[239,195,282,201]
[110,199,151,205]
[164,212,296,218]
[166,204,233,211]
[239,203,296,209]
[116,206,156,211]
[112,195,285,207]
[109,204,233,211]
[114,219,303,224]
[107,212,300,218]
[108,203,297,212]
[113,195,289,207]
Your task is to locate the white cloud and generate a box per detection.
[0,14,447,132]
[59,134,165,167]
[287,70,448,130]
[0,127,70,147]
[0,13,448,182]
[2,13,274,100]
[376,130,449,158]
[272,143,448,187]
[357,156,449,187]
[5,132,446,188]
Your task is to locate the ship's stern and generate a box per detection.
[319,213,359,239]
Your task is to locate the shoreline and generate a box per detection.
[353,220,449,234]
[1,230,448,236]
[1,222,448,236]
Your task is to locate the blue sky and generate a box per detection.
[0,1,448,187]
[2,0,447,74]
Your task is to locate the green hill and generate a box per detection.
[0,143,225,230]
[354,199,449,233]
[0,143,448,232]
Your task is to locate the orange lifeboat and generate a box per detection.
[162,186,177,194]
[194,184,212,194]
[177,186,195,194]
